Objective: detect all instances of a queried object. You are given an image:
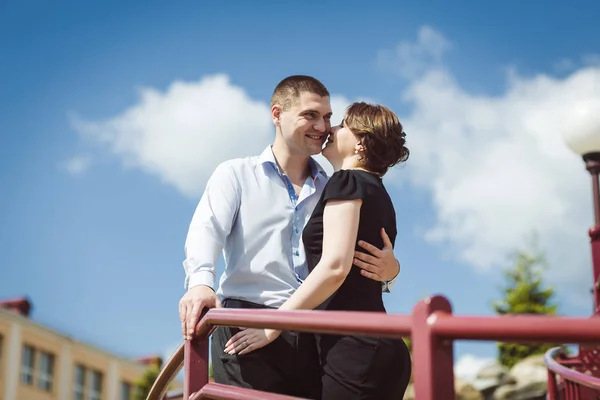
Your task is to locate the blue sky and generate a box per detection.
[2,0,600,378]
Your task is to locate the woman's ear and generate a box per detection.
[355,142,366,153]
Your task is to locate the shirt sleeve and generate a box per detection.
[182,161,241,290]
[382,274,397,292]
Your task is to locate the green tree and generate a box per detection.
[492,242,560,369]
[133,361,161,400]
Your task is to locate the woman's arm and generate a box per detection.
[279,198,362,311]
[224,198,362,355]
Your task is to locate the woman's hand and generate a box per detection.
[224,328,281,355]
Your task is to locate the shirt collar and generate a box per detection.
[259,145,328,181]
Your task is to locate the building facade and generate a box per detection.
[0,298,160,400]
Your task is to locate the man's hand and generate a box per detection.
[179,285,221,340]
[354,228,400,281]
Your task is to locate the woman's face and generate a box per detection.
[322,118,360,166]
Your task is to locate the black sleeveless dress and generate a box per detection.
[302,169,412,400]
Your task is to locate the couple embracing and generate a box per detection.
[179,75,412,399]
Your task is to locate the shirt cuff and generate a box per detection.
[382,274,397,293]
[186,270,215,291]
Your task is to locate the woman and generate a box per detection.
[224,102,412,399]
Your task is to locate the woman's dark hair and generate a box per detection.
[344,102,410,176]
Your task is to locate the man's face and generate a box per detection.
[275,92,332,157]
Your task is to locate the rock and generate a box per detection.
[477,363,511,381]
[508,355,547,385]
[492,381,547,400]
[472,363,515,398]
[456,378,484,400]
[404,355,550,400]
[492,355,548,400]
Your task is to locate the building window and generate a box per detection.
[37,351,55,391]
[74,364,86,400]
[20,345,35,385]
[88,369,103,400]
[73,364,105,400]
[121,381,132,400]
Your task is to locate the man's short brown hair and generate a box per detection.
[344,102,410,176]
[270,75,330,111]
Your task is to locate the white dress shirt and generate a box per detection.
[182,145,395,308]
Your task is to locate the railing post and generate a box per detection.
[184,339,209,399]
[412,295,455,400]
[547,370,558,400]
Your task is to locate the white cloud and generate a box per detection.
[71,28,598,307]
[69,75,359,196]
[376,25,452,79]
[454,354,496,383]
[70,74,273,198]
[554,54,600,74]
[60,155,92,175]
[554,58,576,73]
[384,28,599,306]
[582,53,600,67]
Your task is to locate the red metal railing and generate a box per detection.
[546,347,600,400]
[147,295,600,400]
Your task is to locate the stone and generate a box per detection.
[456,378,484,400]
[508,355,547,385]
[492,381,547,400]
[472,363,515,398]
[492,355,548,400]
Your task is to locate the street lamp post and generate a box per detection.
[563,112,600,315]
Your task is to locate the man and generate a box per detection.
[179,75,400,398]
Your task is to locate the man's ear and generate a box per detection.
[271,105,281,126]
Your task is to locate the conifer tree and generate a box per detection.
[492,241,559,368]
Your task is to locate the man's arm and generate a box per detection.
[353,228,400,292]
[179,162,240,339]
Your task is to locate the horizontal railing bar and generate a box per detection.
[192,383,308,400]
[149,307,600,400]
[544,347,600,390]
[195,309,412,339]
[430,313,600,343]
